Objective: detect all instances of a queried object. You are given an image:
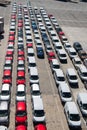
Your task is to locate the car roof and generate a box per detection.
[17,71,25,76]
[58,49,66,54]
[79,65,87,72]
[17,85,25,91]
[55,69,64,77]
[74,57,81,61]
[0,101,8,110]
[67,68,76,76]
[35,124,46,130]
[16,101,26,111]
[59,83,70,92]
[51,59,59,65]
[65,101,79,114]
[78,92,87,104]
[0,126,8,130]
[1,83,10,90]
[69,47,76,52]
[33,97,43,110]
[31,84,40,91]
[16,125,26,130]
[4,70,11,75]
[30,67,38,75]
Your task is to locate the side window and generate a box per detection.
[67,111,69,118]
[80,101,82,107]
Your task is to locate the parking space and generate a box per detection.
[0,0,87,130]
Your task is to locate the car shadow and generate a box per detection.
[0,34,4,40]
[0,4,7,7]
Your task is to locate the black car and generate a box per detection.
[73,42,83,52]
[36,47,44,58]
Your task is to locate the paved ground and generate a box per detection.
[0,0,87,130]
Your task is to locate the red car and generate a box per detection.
[9,31,15,36]
[18,23,23,28]
[17,71,25,85]
[8,41,15,45]
[48,14,53,18]
[17,56,25,61]
[18,20,23,23]
[26,43,33,48]
[11,14,16,19]
[18,51,24,57]
[15,125,27,130]
[6,50,13,56]
[47,52,56,62]
[15,101,27,125]
[8,35,15,42]
[5,51,13,62]
[34,124,47,130]
[2,70,12,84]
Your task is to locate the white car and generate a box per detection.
[54,42,62,52]
[54,69,66,86]
[51,36,59,46]
[64,101,81,128]
[16,84,26,101]
[32,96,45,123]
[78,65,87,82]
[66,68,78,87]
[31,84,41,100]
[0,84,11,102]
[57,49,67,63]
[58,83,72,103]
[72,57,82,70]
[60,35,68,45]
[50,59,60,73]
[64,42,71,52]
[68,47,77,59]
[29,67,39,85]
[77,92,87,116]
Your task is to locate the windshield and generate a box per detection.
[17,76,25,80]
[60,54,66,57]
[57,77,65,81]
[57,46,62,49]
[28,53,34,56]
[70,114,80,121]
[16,110,26,116]
[1,91,9,95]
[18,64,24,67]
[70,75,77,80]
[34,110,44,117]
[0,110,8,116]
[32,91,40,95]
[30,76,38,80]
[29,63,36,67]
[3,76,11,79]
[53,65,59,69]
[82,72,87,77]
[17,91,25,96]
[62,92,71,98]
[71,52,76,55]
[82,53,87,56]
[83,104,87,110]
[76,61,81,64]
[5,64,11,67]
